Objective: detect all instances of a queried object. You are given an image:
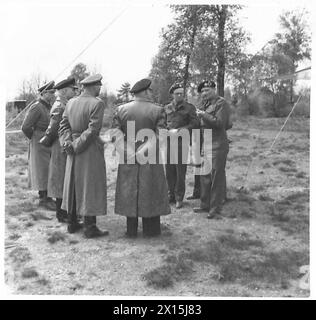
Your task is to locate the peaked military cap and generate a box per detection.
[38,81,55,93]
[169,83,183,94]
[54,77,77,90]
[197,80,216,93]
[80,74,103,86]
[130,78,151,94]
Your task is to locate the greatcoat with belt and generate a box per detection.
[112,97,171,218]
[21,98,51,191]
[199,96,231,210]
[45,95,69,199]
[59,92,107,217]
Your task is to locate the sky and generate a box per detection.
[0,0,313,99]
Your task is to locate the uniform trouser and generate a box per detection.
[192,170,228,199]
[191,132,203,198]
[200,148,228,211]
[165,164,187,201]
[38,190,47,199]
[192,174,201,197]
[127,216,161,237]
[68,191,95,227]
[56,198,67,216]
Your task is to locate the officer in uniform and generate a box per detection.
[39,77,78,223]
[112,78,171,238]
[164,83,199,209]
[193,80,232,219]
[21,81,56,210]
[59,74,109,238]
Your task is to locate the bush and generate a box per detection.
[293,94,310,118]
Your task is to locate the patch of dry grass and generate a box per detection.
[9,247,32,264]
[6,205,22,217]
[284,191,309,202]
[8,233,21,240]
[142,255,193,289]
[20,201,37,212]
[250,185,265,192]
[21,267,39,279]
[258,194,273,201]
[273,159,295,166]
[295,172,306,179]
[47,231,66,244]
[145,230,308,290]
[31,212,53,221]
[278,166,297,173]
[37,277,50,286]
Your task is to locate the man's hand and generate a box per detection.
[196,109,205,117]
[63,141,74,155]
[39,135,52,147]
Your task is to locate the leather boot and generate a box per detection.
[143,217,161,237]
[56,198,68,223]
[83,216,109,238]
[126,217,138,238]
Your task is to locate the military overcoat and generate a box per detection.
[21,99,51,191]
[46,95,68,198]
[59,92,107,217]
[112,97,171,218]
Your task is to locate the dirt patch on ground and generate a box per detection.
[4,117,309,297]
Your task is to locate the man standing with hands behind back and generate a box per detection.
[59,74,109,238]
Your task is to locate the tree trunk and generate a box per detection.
[183,9,198,97]
[289,79,293,105]
[216,5,227,97]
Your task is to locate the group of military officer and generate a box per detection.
[21,73,232,239]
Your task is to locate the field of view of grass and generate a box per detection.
[4,115,309,297]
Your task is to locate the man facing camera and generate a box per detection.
[164,83,199,209]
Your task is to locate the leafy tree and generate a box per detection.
[273,10,311,104]
[117,82,131,102]
[15,73,49,105]
[70,63,90,85]
[150,5,248,102]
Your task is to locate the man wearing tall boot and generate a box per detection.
[111,78,171,238]
[59,74,108,238]
[21,81,56,211]
[164,83,199,209]
[39,77,78,224]
[193,80,231,219]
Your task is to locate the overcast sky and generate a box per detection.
[1,0,313,100]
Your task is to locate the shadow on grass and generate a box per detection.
[142,231,308,290]
[47,231,66,244]
[267,191,309,236]
[21,267,39,279]
[142,255,193,289]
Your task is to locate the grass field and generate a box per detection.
[4,116,309,296]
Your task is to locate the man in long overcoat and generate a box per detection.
[59,74,108,238]
[21,81,56,210]
[111,78,171,238]
[193,80,232,219]
[39,77,78,223]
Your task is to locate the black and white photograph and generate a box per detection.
[2,0,314,299]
